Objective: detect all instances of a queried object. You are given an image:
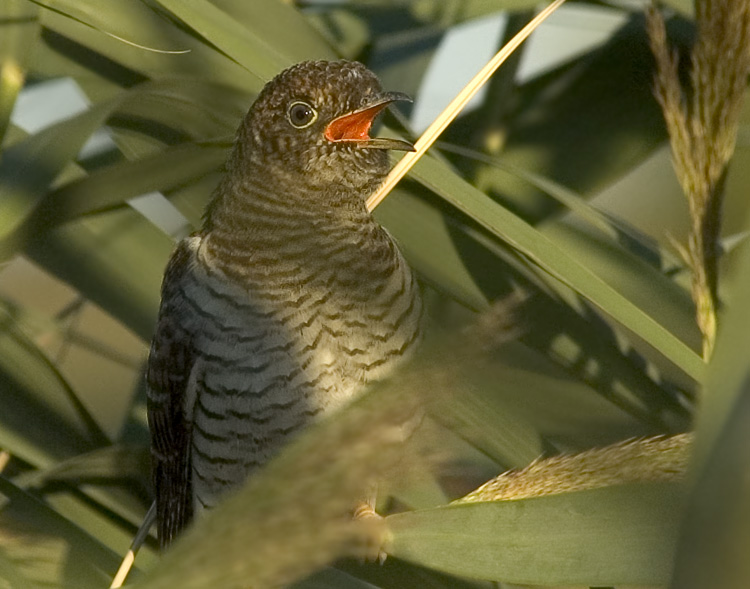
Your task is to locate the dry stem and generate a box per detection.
[647,0,750,359]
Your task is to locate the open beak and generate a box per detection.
[324,91,415,151]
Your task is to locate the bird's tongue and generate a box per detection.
[325,103,388,142]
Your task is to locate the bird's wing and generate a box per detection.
[146,240,197,549]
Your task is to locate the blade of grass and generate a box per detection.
[151,0,335,81]
[410,154,704,381]
[38,7,254,93]
[29,0,190,53]
[386,482,684,586]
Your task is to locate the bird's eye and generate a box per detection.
[287,101,317,129]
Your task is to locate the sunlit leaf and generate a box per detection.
[409,153,704,381]
[387,482,684,586]
[151,0,335,81]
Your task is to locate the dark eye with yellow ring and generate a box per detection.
[287,101,317,129]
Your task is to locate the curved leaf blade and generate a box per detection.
[409,154,704,381]
[387,482,684,586]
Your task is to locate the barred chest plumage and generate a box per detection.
[147,59,421,548]
[171,224,421,512]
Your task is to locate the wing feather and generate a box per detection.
[146,240,197,549]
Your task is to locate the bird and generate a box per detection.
[146,60,423,549]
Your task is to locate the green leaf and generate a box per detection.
[24,207,174,342]
[111,79,247,139]
[151,0,335,81]
[543,220,700,350]
[38,4,253,92]
[440,140,682,261]
[0,0,39,146]
[24,444,149,487]
[380,184,688,432]
[375,188,489,311]
[457,16,678,222]
[26,142,228,230]
[660,0,694,16]
[30,0,192,53]
[0,302,107,467]
[338,556,497,589]
[292,567,381,589]
[670,203,750,588]
[0,97,124,253]
[0,475,120,585]
[429,364,543,468]
[408,0,542,26]
[386,482,684,586]
[210,0,337,62]
[307,9,371,60]
[452,341,658,448]
[0,546,44,589]
[409,153,705,381]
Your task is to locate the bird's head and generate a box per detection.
[233,60,414,193]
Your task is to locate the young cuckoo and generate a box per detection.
[146,60,422,548]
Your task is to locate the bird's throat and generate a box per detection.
[204,173,389,277]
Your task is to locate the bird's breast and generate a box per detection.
[178,232,421,509]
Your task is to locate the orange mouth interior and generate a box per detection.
[324,103,388,143]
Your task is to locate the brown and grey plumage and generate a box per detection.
[146,60,422,548]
